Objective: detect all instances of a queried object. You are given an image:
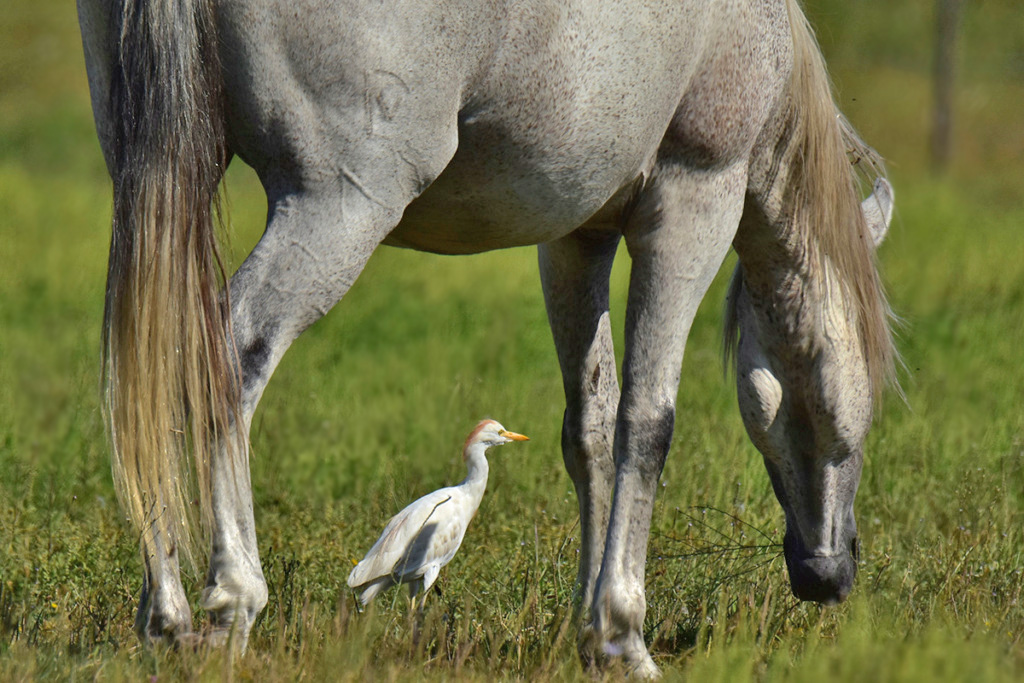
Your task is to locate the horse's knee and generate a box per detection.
[560,404,615,483]
[615,402,676,482]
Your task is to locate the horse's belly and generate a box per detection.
[380,2,710,255]
[385,63,683,253]
[385,137,643,254]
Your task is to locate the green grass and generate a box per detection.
[1,1,1023,680]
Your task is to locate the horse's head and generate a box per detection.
[731,179,894,604]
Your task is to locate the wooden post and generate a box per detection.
[931,0,962,173]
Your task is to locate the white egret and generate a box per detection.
[347,419,528,606]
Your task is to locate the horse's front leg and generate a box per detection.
[539,228,621,629]
[590,163,746,677]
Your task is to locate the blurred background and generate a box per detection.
[0,0,1022,678]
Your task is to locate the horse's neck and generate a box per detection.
[737,96,808,273]
[732,95,834,350]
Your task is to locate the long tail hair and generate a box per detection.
[726,0,897,402]
[102,0,236,569]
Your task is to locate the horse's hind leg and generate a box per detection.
[539,228,621,629]
[200,182,409,648]
[135,532,193,643]
[591,163,746,676]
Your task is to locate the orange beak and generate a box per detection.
[499,430,529,442]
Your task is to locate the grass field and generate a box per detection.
[1,1,1022,680]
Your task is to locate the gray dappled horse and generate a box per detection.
[78,0,896,674]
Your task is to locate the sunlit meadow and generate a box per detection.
[1,1,1022,680]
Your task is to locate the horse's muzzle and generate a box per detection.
[783,532,858,605]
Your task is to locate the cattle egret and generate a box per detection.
[347,419,528,606]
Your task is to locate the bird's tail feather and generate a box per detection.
[357,577,392,606]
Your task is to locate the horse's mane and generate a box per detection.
[724,0,897,403]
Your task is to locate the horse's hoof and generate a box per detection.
[578,619,661,679]
[203,626,249,653]
[627,654,661,680]
[173,632,205,651]
[577,620,600,668]
[134,595,194,648]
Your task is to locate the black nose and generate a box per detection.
[783,533,857,605]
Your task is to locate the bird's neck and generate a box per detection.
[461,443,490,493]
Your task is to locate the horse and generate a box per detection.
[77,0,896,674]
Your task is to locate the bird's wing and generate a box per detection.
[347,488,460,588]
[393,493,473,580]
[421,563,442,593]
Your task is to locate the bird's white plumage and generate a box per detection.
[347,419,528,605]
[347,487,471,591]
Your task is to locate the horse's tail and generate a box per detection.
[783,0,897,401]
[103,0,235,569]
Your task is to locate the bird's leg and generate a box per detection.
[591,162,745,677]
[539,228,621,633]
[408,583,420,612]
[407,581,426,650]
